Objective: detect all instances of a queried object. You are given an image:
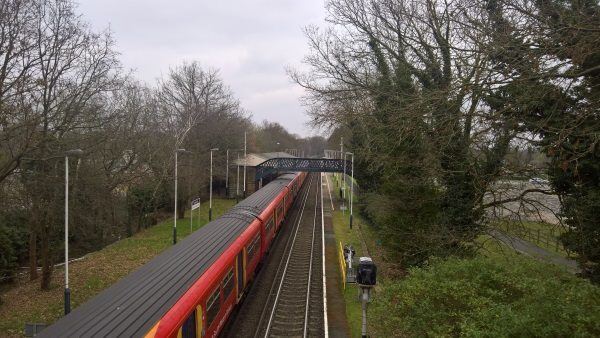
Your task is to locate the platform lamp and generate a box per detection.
[340,137,344,196]
[243,131,247,198]
[346,151,354,229]
[173,148,191,245]
[209,148,219,221]
[64,148,84,315]
[236,151,240,202]
[225,148,231,198]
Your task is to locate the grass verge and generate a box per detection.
[328,174,389,337]
[327,174,598,337]
[493,220,571,257]
[0,199,236,337]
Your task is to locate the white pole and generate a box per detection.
[343,153,347,207]
[340,137,343,177]
[64,155,70,314]
[236,152,240,196]
[243,131,247,197]
[173,151,178,244]
[361,288,368,338]
[225,149,229,192]
[350,153,354,229]
[340,137,344,190]
[210,150,213,221]
[350,153,354,215]
[190,200,193,233]
[65,155,68,289]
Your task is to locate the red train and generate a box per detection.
[39,172,308,338]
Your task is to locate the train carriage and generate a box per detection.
[39,172,307,338]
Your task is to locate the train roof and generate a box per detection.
[39,173,298,337]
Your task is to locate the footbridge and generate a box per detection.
[256,157,352,181]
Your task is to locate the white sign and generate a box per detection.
[191,198,201,210]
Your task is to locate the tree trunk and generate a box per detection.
[178,197,186,220]
[28,230,38,280]
[40,224,52,290]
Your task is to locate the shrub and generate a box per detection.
[371,255,600,337]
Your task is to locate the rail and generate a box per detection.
[252,174,325,337]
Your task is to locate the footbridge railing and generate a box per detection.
[255,157,352,181]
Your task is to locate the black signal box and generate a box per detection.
[356,257,376,286]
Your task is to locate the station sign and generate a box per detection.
[191,198,201,210]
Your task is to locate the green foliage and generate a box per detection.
[127,184,169,235]
[349,37,482,265]
[561,186,600,281]
[363,191,441,266]
[0,226,16,281]
[0,211,28,282]
[511,0,600,283]
[372,256,600,337]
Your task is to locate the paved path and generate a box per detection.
[488,228,580,273]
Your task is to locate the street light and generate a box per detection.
[64,148,83,315]
[344,151,348,201]
[236,151,240,201]
[346,152,354,229]
[225,149,229,196]
[243,132,247,198]
[173,148,190,245]
[340,137,344,198]
[209,148,219,221]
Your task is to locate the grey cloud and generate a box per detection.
[77,0,326,136]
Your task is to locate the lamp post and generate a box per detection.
[243,132,247,197]
[173,148,190,245]
[225,149,229,196]
[236,151,240,201]
[346,152,354,229]
[209,148,219,221]
[64,148,83,315]
[343,151,348,201]
[340,137,344,197]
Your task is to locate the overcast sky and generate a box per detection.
[77,0,327,137]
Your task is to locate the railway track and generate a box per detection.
[246,173,324,338]
[221,173,326,338]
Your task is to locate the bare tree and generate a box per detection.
[291,0,561,262]
[1,0,122,289]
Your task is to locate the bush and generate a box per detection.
[0,226,16,281]
[0,211,28,283]
[371,255,600,337]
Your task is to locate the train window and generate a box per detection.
[206,288,220,329]
[265,217,274,234]
[247,234,260,263]
[222,268,234,299]
[182,310,196,338]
